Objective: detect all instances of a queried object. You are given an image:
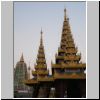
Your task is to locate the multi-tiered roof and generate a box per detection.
[25,30,53,86]
[52,8,86,79]
[32,30,49,81]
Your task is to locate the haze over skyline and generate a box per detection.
[14,2,86,75]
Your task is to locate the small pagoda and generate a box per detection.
[14,54,32,98]
[25,30,54,98]
[51,8,86,98]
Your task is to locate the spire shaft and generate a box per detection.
[40,29,43,46]
[64,8,67,21]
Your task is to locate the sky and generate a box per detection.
[14,2,86,75]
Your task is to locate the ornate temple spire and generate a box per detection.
[60,8,69,51]
[63,8,71,32]
[52,8,86,82]
[20,53,24,62]
[36,29,46,65]
[32,30,49,79]
[60,8,75,50]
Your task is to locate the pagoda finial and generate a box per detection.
[40,28,43,45]
[20,53,24,62]
[64,8,67,21]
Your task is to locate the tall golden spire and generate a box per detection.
[32,30,49,79]
[36,29,46,65]
[52,8,86,79]
[20,53,24,62]
[60,8,75,50]
[59,8,69,52]
[61,8,80,59]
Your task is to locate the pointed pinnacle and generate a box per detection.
[64,8,67,20]
[20,53,24,62]
[40,29,43,45]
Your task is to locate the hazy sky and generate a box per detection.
[14,2,86,74]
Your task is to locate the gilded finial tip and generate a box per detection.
[41,27,43,34]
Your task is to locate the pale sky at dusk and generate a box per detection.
[14,2,86,75]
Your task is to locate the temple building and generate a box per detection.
[14,54,32,98]
[24,8,86,98]
[51,8,86,98]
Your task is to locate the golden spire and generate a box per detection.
[33,29,49,79]
[36,29,46,65]
[62,8,74,48]
[57,8,80,63]
[59,8,68,51]
[20,53,24,62]
[52,8,86,80]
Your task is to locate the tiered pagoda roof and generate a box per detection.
[52,8,86,79]
[32,30,49,77]
[25,30,54,86]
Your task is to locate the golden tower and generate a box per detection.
[52,8,86,98]
[25,30,54,98]
[32,30,49,80]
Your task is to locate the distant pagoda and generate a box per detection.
[25,30,54,98]
[52,8,86,98]
[14,54,32,98]
[14,54,28,91]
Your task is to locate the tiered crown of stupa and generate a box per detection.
[55,8,80,64]
[52,8,86,79]
[32,30,49,80]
